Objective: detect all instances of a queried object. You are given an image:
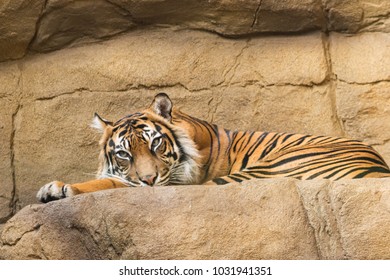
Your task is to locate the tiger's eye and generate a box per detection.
[151,137,161,150]
[116,150,131,160]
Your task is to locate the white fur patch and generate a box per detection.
[91,114,111,132]
[36,181,74,202]
[169,126,201,184]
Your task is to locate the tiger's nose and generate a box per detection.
[140,174,157,186]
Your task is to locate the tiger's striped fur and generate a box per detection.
[37,93,390,202]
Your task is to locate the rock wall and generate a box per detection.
[1,179,390,260]
[1,0,390,235]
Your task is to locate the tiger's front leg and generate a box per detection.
[37,178,128,203]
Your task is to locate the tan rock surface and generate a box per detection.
[30,0,135,52]
[2,0,390,61]
[0,179,319,260]
[28,0,325,52]
[23,29,327,99]
[329,180,390,259]
[1,179,390,260]
[0,0,44,61]
[330,32,390,84]
[0,99,17,222]
[297,179,390,259]
[336,81,390,164]
[0,62,21,222]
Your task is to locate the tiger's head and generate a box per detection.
[91,93,200,187]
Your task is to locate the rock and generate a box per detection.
[200,85,341,136]
[318,0,390,33]
[114,0,324,34]
[330,32,390,84]
[0,179,319,260]
[2,0,390,61]
[0,0,44,61]
[30,0,135,52]
[330,31,390,165]
[1,179,390,260]
[335,81,390,165]
[0,62,21,222]
[324,0,364,32]
[22,29,327,97]
[297,179,390,259]
[230,33,327,86]
[353,0,390,33]
[328,180,390,259]
[29,0,325,52]
[0,99,17,222]
[251,0,323,32]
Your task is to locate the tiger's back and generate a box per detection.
[173,110,390,184]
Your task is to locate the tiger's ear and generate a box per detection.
[150,92,172,122]
[91,113,113,132]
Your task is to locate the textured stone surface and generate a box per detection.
[325,0,390,33]
[0,0,44,61]
[297,179,390,260]
[30,0,135,52]
[1,179,390,260]
[23,30,327,99]
[330,32,390,164]
[335,81,390,166]
[0,99,17,222]
[0,62,21,222]
[2,0,390,61]
[330,32,390,84]
[25,0,325,53]
[329,180,390,259]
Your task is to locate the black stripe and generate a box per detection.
[227,175,243,182]
[212,178,229,185]
[238,132,255,170]
[305,156,390,179]
[279,135,311,151]
[248,150,344,171]
[260,134,282,160]
[232,132,250,153]
[232,173,250,180]
[335,167,373,180]
[240,132,269,170]
[281,133,294,143]
[245,154,355,177]
[306,135,325,144]
[353,166,390,178]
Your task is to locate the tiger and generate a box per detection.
[37,92,390,203]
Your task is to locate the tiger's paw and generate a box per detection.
[36,181,75,203]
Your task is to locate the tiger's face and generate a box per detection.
[92,93,199,187]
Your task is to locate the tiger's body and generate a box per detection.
[37,93,390,202]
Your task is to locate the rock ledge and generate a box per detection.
[1,178,390,260]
